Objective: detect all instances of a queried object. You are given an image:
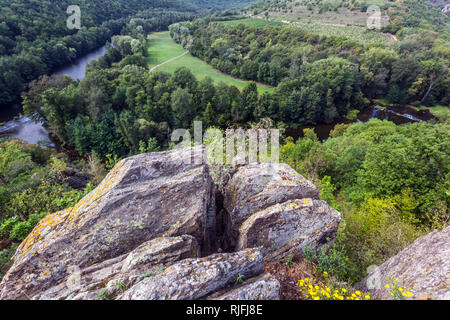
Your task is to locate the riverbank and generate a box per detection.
[0,45,109,146]
[285,103,438,141]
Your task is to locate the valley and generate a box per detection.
[0,0,448,302]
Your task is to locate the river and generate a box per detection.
[285,104,436,141]
[0,45,107,146]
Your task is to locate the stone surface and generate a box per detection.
[61,168,93,190]
[118,248,264,300]
[236,199,341,262]
[0,146,214,300]
[222,163,319,248]
[357,226,450,300]
[207,273,280,300]
[33,235,199,300]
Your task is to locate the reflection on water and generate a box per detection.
[0,45,107,146]
[0,114,54,147]
[53,46,107,80]
[287,105,434,141]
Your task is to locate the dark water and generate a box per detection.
[286,105,436,141]
[0,45,107,146]
[53,46,107,80]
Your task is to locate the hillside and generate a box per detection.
[245,0,450,40]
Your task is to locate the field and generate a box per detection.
[251,0,396,45]
[147,32,273,93]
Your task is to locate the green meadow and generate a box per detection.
[147,32,273,93]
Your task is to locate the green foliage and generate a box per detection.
[98,289,113,300]
[0,139,95,279]
[234,273,245,285]
[284,252,295,269]
[0,243,18,280]
[173,9,449,108]
[303,245,358,283]
[319,176,339,210]
[143,266,166,278]
[337,196,425,281]
[286,119,449,283]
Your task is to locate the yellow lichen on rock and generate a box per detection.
[16,159,128,259]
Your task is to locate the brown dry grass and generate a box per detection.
[265,257,315,300]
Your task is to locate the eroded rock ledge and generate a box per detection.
[357,226,450,300]
[0,146,341,300]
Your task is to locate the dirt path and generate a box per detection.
[149,52,188,73]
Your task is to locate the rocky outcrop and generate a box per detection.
[223,163,319,234]
[33,235,200,300]
[220,163,339,261]
[61,168,93,190]
[118,249,264,300]
[207,273,280,300]
[0,147,342,300]
[236,199,341,262]
[357,226,450,300]
[0,146,215,300]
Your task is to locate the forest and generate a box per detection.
[0,0,205,105]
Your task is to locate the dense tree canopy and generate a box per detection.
[0,0,203,105]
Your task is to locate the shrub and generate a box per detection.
[336,196,424,282]
[303,245,358,283]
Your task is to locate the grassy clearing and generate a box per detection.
[147,32,186,68]
[147,32,273,93]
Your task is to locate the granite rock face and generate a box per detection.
[207,273,280,300]
[357,226,450,300]
[236,199,341,262]
[0,147,214,300]
[118,249,264,300]
[220,163,338,260]
[223,163,320,235]
[33,235,200,300]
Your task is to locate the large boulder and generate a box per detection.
[207,273,280,300]
[222,163,319,249]
[236,199,341,262]
[33,235,200,300]
[0,146,215,300]
[118,248,264,300]
[357,226,450,300]
[0,146,343,301]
